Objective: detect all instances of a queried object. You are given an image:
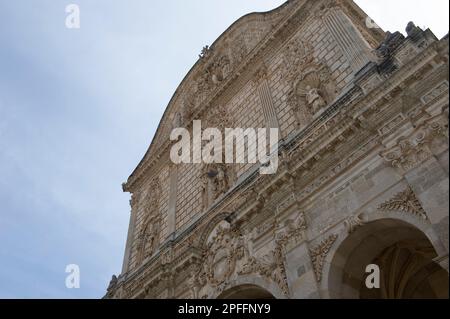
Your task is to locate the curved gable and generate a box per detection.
[123,0,296,191]
[123,0,385,192]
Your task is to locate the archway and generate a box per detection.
[328,219,448,299]
[217,284,276,299]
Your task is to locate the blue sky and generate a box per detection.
[0,0,448,299]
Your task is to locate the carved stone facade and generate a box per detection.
[107,0,449,299]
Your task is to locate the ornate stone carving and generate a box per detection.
[109,0,449,300]
[205,104,232,130]
[309,234,338,282]
[282,37,315,84]
[199,45,211,59]
[378,187,428,220]
[283,38,337,127]
[238,239,290,296]
[381,138,431,172]
[137,220,160,263]
[229,35,248,69]
[275,212,307,248]
[344,213,366,234]
[210,55,231,84]
[380,119,447,172]
[136,179,162,264]
[199,224,246,288]
[194,220,291,297]
[421,81,449,104]
[375,31,405,60]
[194,38,247,107]
[202,163,231,210]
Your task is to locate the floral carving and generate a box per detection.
[378,187,428,220]
[238,239,290,296]
[202,163,231,210]
[275,212,307,248]
[309,234,338,282]
[380,118,448,172]
[200,225,246,288]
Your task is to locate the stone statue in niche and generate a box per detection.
[201,163,230,210]
[136,181,161,264]
[287,64,336,127]
[216,165,229,195]
[283,36,336,128]
[305,85,327,114]
[136,218,160,264]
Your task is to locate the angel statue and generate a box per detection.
[288,66,335,128]
[305,85,327,114]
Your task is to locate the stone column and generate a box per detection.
[323,7,375,74]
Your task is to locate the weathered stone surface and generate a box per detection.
[106,0,449,299]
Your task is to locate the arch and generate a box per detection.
[218,284,275,299]
[211,275,287,300]
[326,218,449,299]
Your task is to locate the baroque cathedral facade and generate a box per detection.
[106,0,449,299]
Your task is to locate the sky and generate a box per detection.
[0,0,448,299]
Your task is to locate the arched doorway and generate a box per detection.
[328,219,448,299]
[217,284,276,299]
